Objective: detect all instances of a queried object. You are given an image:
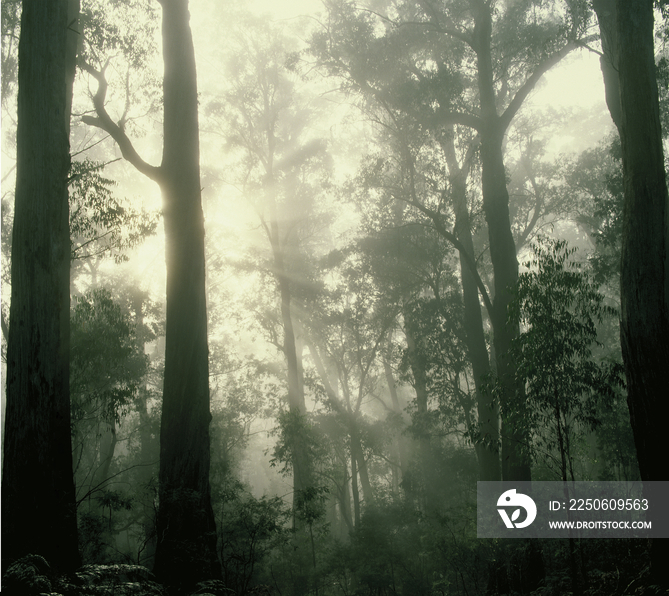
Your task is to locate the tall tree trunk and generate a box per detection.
[277,263,312,498]
[80,0,218,587]
[441,134,501,481]
[350,421,374,507]
[403,305,434,506]
[474,1,530,482]
[615,0,669,586]
[93,423,118,495]
[152,0,219,589]
[1,0,80,573]
[131,290,158,564]
[383,354,409,490]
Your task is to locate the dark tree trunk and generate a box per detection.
[79,0,227,588]
[615,0,669,586]
[350,421,374,507]
[152,0,219,589]
[474,1,530,482]
[616,0,669,491]
[1,0,80,573]
[350,444,361,527]
[442,134,500,482]
[593,0,622,133]
[383,355,409,489]
[403,305,434,506]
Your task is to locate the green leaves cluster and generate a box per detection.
[71,288,148,424]
[506,238,622,477]
[69,159,159,264]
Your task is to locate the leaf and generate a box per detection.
[511,508,521,522]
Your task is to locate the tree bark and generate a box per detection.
[80,1,218,586]
[614,0,669,586]
[441,133,501,481]
[473,0,530,481]
[593,0,622,133]
[152,0,219,589]
[1,0,80,572]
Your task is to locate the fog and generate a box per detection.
[2,0,664,594]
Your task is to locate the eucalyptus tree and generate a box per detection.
[305,243,400,525]
[312,0,594,481]
[338,150,492,506]
[593,0,669,586]
[508,239,618,481]
[210,16,332,517]
[79,0,219,588]
[2,0,80,572]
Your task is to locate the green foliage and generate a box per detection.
[568,137,624,286]
[506,238,622,479]
[79,0,159,69]
[69,159,159,265]
[78,0,161,126]
[1,555,53,596]
[400,294,472,433]
[270,409,324,479]
[70,288,148,424]
[1,0,20,105]
[70,289,157,566]
[78,489,134,565]
[294,485,330,528]
[217,484,291,595]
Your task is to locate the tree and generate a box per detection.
[2,0,80,572]
[312,0,594,481]
[617,0,669,482]
[593,0,669,586]
[508,239,618,482]
[80,0,219,588]
[210,16,331,523]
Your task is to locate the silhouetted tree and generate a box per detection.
[80,0,219,589]
[595,0,669,587]
[2,0,80,572]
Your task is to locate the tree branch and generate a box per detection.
[499,35,598,133]
[80,62,163,183]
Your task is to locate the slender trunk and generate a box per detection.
[94,423,118,493]
[351,445,361,527]
[265,156,312,513]
[277,272,311,499]
[339,457,354,535]
[2,0,80,572]
[383,355,408,490]
[153,0,219,588]
[442,135,500,481]
[403,306,433,506]
[474,2,530,481]
[555,399,568,484]
[403,309,428,415]
[350,422,374,507]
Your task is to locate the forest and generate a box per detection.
[1,0,668,595]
